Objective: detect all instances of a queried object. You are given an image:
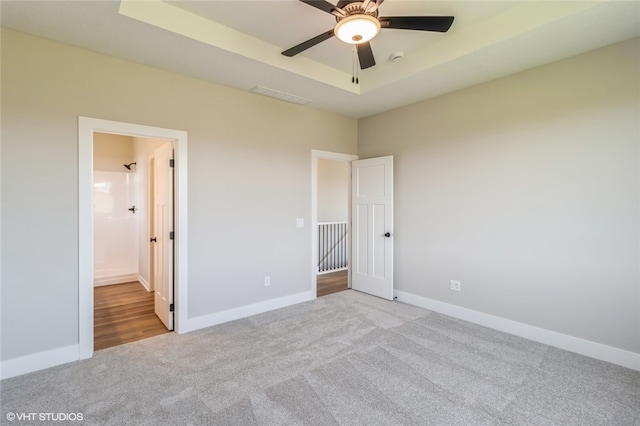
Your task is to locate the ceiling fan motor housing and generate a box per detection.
[335,1,379,20]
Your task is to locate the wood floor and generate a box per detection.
[317,270,348,297]
[94,281,169,351]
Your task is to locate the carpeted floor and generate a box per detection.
[1,290,638,425]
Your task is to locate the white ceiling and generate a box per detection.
[2,0,639,118]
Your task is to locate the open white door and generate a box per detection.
[351,156,394,300]
[153,143,174,330]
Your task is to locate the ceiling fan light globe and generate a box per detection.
[335,14,381,44]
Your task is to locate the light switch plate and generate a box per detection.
[296,218,304,228]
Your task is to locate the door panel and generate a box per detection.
[356,164,386,197]
[153,143,174,330]
[351,156,394,300]
[356,204,369,275]
[373,203,386,278]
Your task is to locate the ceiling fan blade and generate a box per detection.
[357,42,376,69]
[282,29,335,57]
[379,16,455,32]
[299,0,344,16]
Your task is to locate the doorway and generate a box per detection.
[311,150,358,297]
[312,150,395,301]
[78,117,188,360]
[92,132,173,349]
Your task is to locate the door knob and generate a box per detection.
[128,206,136,214]
[384,232,391,237]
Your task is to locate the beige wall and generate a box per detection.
[359,38,640,354]
[93,133,134,172]
[0,29,357,361]
[317,159,349,223]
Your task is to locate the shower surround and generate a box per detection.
[93,170,139,286]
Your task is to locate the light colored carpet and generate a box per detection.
[1,290,638,425]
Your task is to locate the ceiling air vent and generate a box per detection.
[250,86,311,105]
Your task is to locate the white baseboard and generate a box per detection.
[138,275,151,292]
[0,345,79,380]
[93,273,139,287]
[394,290,640,372]
[182,290,316,334]
[2,291,315,379]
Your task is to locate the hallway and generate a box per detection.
[317,270,348,297]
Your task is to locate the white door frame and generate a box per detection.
[311,150,358,296]
[78,117,188,360]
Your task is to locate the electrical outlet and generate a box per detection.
[264,276,271,287]
[450,280,461,292]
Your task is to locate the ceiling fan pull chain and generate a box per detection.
[355,48,360,84]
[352,48,356,84]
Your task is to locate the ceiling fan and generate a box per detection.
[282,0,455,70]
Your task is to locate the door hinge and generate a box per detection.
[169,159,175,168]
[170,303,174,312]
[170,231,175,240]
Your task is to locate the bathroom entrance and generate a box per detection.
[92,132,173,349]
